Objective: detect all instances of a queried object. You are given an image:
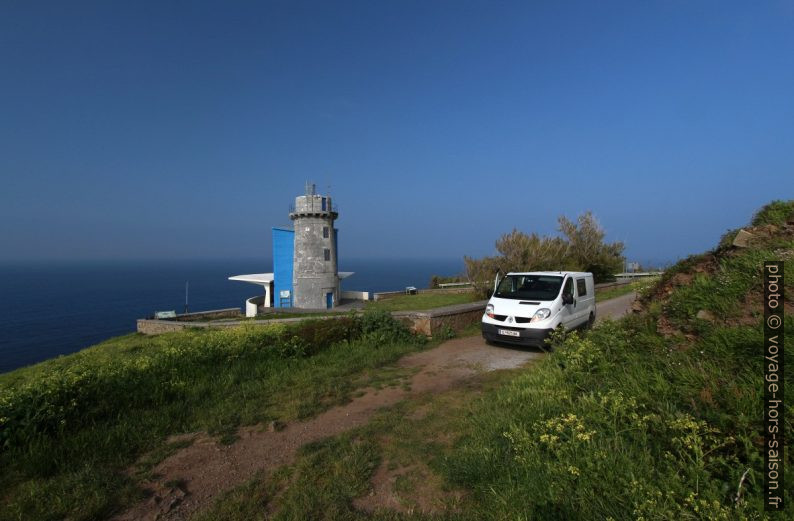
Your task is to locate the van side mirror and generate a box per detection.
[562,293,574,305]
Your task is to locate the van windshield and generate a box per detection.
[494,275,564,301]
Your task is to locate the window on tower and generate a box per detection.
[324,248,330,261]
[323,226,329,238]
[321,197,327,211]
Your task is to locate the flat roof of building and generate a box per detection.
[229,271,355,285]
[228,273,274,284]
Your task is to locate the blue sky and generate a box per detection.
[1,1,792,267]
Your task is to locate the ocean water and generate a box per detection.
[0,258,464,373]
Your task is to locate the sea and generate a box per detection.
[0,258,465,374]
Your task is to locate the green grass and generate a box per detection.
[0,311,429,521]
[751,199,794,226]
[594,278,658,302]
[196,200,794,520]
[194,378,497,520]
[365,292,481,312]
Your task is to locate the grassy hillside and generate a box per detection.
[432,201,794,518]
[0,311,427,520]
[194,201,793,519]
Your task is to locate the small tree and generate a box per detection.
[464,254,503,298]
[558,212,624,282]
[465,211,625,295]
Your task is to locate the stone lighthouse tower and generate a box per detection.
[289,183,339,308]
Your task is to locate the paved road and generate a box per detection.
[595,291,636,323]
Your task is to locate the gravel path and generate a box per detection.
[596,291,637,323]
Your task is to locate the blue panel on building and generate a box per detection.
[334,228,338,269]
[272,227,294,308]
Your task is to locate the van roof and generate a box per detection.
[506,271,593,277]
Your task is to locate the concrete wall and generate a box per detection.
[341,290,370,301]
[394,301,487,336]
[246,296,266,317]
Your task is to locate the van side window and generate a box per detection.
[563,277,573,297]
[576,278,587,296]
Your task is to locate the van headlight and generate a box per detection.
[485,304,495,318]
[530,308,551,323]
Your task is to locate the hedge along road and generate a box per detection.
[113,292,638,521]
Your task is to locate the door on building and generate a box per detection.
[326,292,333,309]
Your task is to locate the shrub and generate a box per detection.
[359,309,414,344]
[464,211,625,292]
[291,317,359,355]
[275,335,310,359]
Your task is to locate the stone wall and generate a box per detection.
[172,308,242,322]
[137,319,193,335]
[137,308,241,335]
[137,302,487,337]
[291,193,338,309]
[394,300,487,336]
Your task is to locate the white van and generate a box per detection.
[481,271,595,347]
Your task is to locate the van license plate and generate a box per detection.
[498,329,520,337]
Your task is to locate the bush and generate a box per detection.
[359,309,414,344]
[291,317,359,356]
[464,211,625,292]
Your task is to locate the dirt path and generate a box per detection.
[113,293,636,521]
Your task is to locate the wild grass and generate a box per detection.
[594,278,658,302]
[196,201,794,520]
[751,199,794,227]
[0,310,426,521]
[365,292,481,312]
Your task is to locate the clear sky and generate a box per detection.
[1,1,792,267]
